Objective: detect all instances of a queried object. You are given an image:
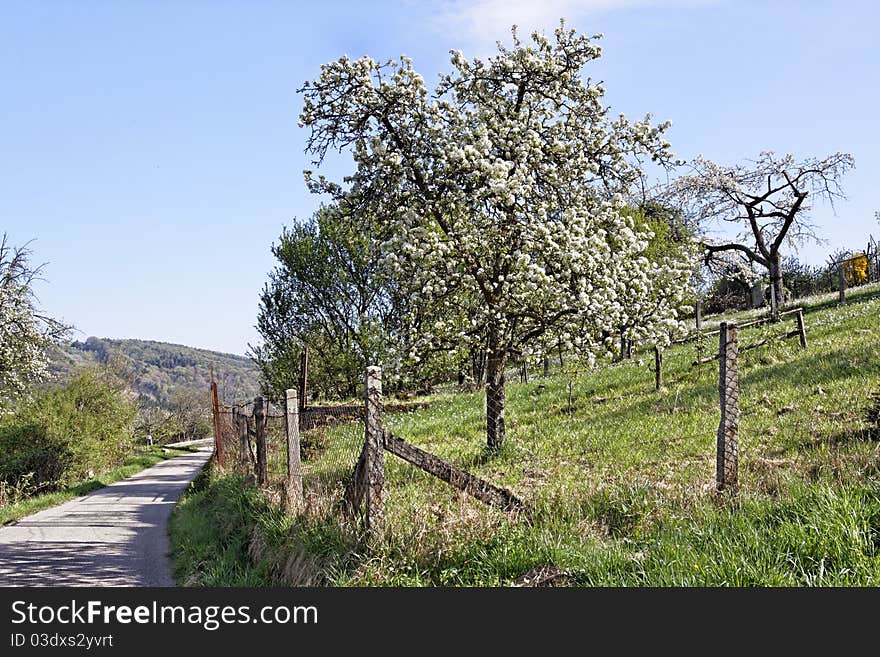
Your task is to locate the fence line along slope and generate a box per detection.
[179,283,880,586]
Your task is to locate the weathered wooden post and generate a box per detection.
[716,322,739,492]
[210,368,223,466]
[838,263,846,303]
[364,366,385,540]
[285,389,304,513]
[253,396,267,487]
[299,347,309,412]
[234,407,249,475]
[796,309,807,349]
[654,346,663,390]
[543,356,550,377]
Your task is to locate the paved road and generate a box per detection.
[0,447,212,586]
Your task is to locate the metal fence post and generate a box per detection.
[654,345,663,390]
[716,322,739,492]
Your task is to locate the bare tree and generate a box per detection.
[671,151,854,312]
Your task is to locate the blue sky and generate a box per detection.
[2,0,877,355]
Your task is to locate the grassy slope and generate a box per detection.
[171,283,880,586]
[0,446,198,526]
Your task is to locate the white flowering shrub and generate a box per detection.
[299,23,692,447]
[0,236,69,409]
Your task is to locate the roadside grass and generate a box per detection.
[0,445,198,526]
[171,283,880,586]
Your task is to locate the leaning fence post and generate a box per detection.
[716,322,739,492]
[364,366,385,540]
[796,309,807,349]
[654,345,663,390]
[838,263,846,303]
[253,396,267,487]
[285,389,304,513]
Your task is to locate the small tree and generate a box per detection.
[299,24,690,448]
[672,151,854,312]
[0,235,69,407]
[251,204,399,400]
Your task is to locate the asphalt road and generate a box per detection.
[0,447,212,586]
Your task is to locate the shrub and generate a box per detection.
[0,369,138,492]
[0,422,71,496]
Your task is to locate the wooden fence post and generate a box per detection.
[234,407,249,475]
[253,396,267,487]
[838,264,846,303]
[210,377,223,466]
[364,366,385,540]
[716,322,739,492]
[299,347,309,412]
[695,298,702,330]
[654,346,663,390]
[285,389,304,513]
[796,309,807,349]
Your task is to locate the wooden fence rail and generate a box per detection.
[383,431,526,513]
[683,308,806,369]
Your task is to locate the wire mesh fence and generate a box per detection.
[206,281,880,545]
[213,395,366,514]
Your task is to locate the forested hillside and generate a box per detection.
[48,337,260,410]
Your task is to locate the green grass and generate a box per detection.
[171,282,880,586]
[0,445,198,526]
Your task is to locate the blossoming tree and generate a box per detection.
[299,24,691,448]
[0,235,69,408]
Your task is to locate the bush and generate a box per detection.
[0,369,138,492]
[0,422,71,496]
[704,274,751,314]
[781,256,835,299]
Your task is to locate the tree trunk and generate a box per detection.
[769,251,784,316]
[485,342,506,450]
[469,346,487,386]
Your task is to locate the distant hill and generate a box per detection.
[48,337,261,410]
